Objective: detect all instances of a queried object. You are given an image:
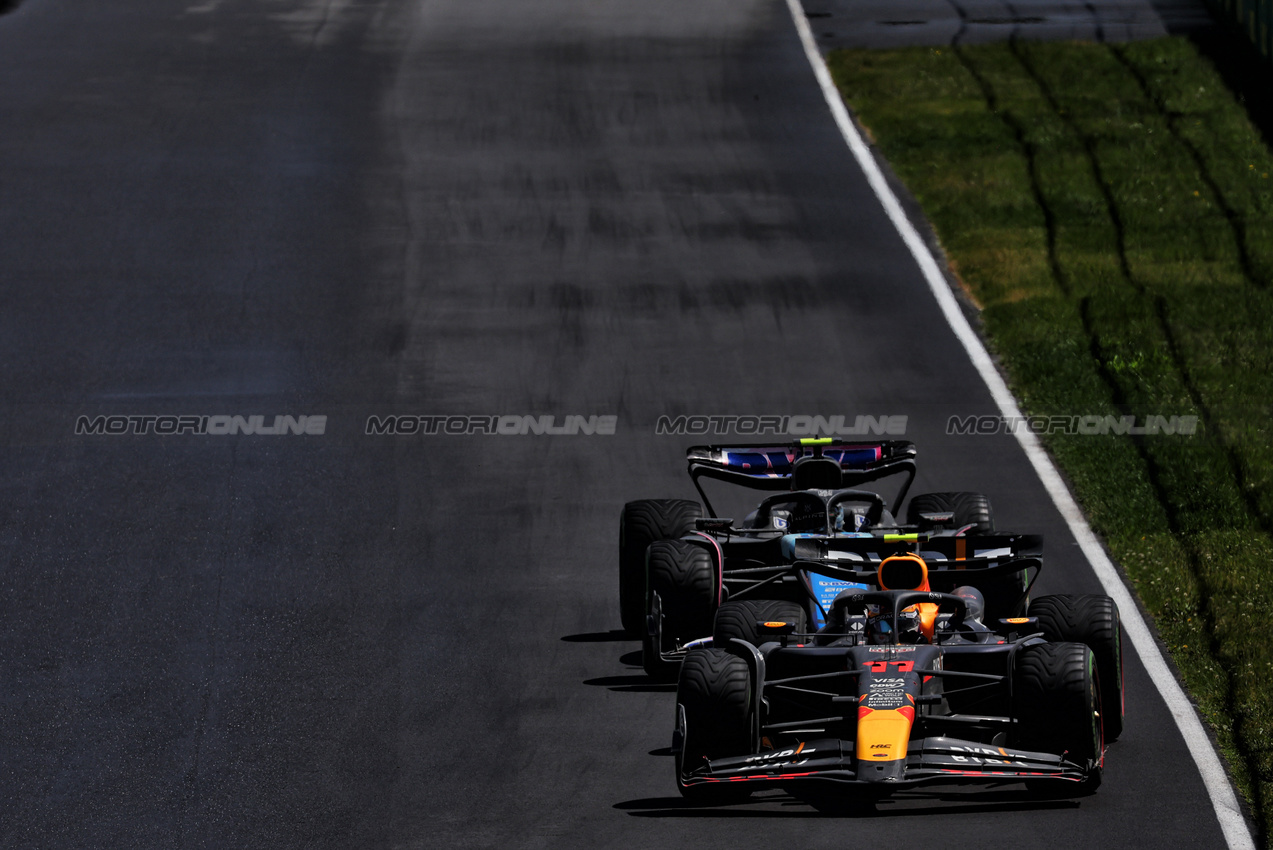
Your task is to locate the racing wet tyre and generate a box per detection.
[1030,594,1124,742]
[1012,642,1103,794]
[643,539,716,680]
[713,599,807,646]
[619,499,702,634]
[906,491,994,533]
[676,647,753,801]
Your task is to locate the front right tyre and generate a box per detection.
[906,491,994,533]
[713,599,807,646]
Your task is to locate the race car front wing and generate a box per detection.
[679,735,1090,790]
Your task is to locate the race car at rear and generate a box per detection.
[672,555,1125,803]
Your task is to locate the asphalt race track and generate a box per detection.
[0,0,1242,847]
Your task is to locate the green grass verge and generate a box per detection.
[828,38,1273,841]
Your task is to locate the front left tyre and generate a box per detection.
[619,499,702,634]
[1030,594,1124,742]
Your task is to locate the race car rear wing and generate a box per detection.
[790,555,1041,596]
[686,439,917,515]
[720,552,1043,626]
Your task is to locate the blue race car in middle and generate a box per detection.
[620,440,1042,681]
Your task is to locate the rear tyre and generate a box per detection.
[1030,594,1124,742]
[713,599,807,646]
[676,648,753,801]
[643,540,716,680]
[619,499,702,634]
[1013,642,1103,795]
[906,491,994,533]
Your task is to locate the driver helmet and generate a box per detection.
[788,496,829,533]
[950,586,985,624]
[866,606,924,645]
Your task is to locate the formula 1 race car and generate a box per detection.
[672,555,1125,804]
[620,440,1042,678]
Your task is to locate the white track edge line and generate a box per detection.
[782,2,1255,846]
